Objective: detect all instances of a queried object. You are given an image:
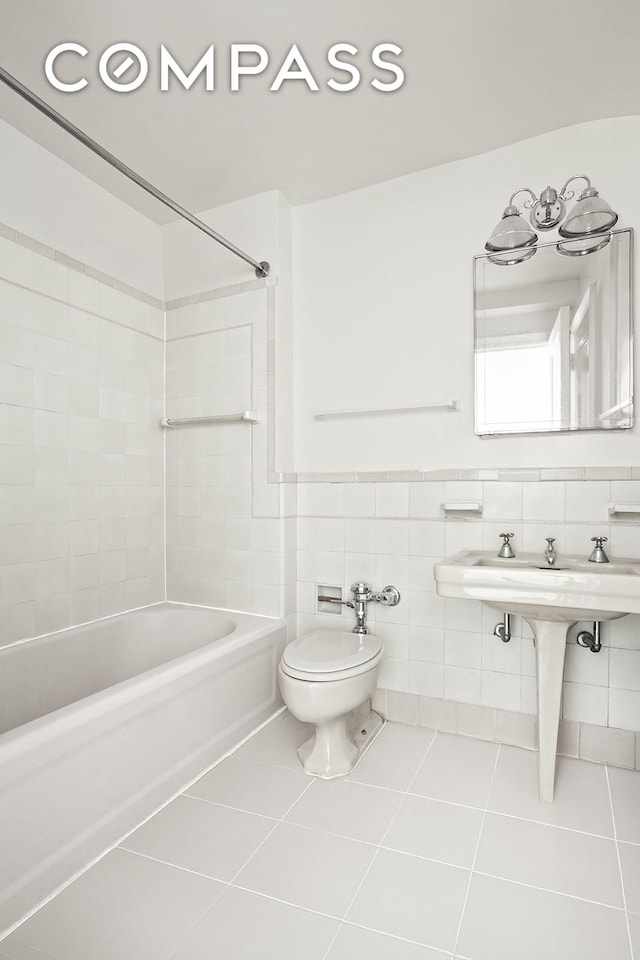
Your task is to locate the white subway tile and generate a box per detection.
[565,481,611,523]
[376,519,409,555]
[445,629,482,669]
[444,665,482,704]
[375,482,410,517]
[562,681,608,725]
[445,521,483,555]
[522,481,565,521]
[608,689,640,731]
[481,671,521,711]
[409,482,445,519]
[409,591,445,629]
[483,482,523,520]
[579,723,636,767]
[344,483,375,517]
[409,662,444,698]
[610,648,640,691]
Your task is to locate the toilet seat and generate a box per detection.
[281,630,383,682]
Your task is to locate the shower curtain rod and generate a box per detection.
[0,66,270,278]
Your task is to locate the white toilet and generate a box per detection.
[278,629,384,778]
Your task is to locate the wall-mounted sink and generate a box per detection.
[435,550,640,621]
[434,550,640,803]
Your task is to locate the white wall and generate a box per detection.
[292,117,640,472]
[161,191,283,301]
[0,121,163,298]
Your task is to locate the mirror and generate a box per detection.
[474,228,633,436]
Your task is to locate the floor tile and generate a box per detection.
[383,795,483,868]
[629,913,640,957]
[474,813,623,905]
[608,767,640,843]
[284,778,403,843]
[326,923,451,959]
[410,734,498,808]
[233,821,376,918]
[457,873,631,960]
[619,841,640,914]
[347,848,468,952]
[121,795,274,881]
[185,755,312,818]
[487,746,614,835]
[3,849,223,960]
[0,946,57,960]
[347,722,436,791]
[169,886,338,960]
[233,711,312,770]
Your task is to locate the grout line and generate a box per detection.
[606,765,636,960]
[224,768,319,887]
[116,845,231,885]
[319,726,442,960]
[467,869,628,911]
[0,705,285,943]
[0,275,163,341]
[452,742,501,959]
[326,918,456,958]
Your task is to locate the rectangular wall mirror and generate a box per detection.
[474,228,634,436]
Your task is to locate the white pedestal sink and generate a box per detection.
[434,551,640,802]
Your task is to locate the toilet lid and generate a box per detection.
[282,629,383,675]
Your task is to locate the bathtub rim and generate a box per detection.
[0,601,286,760]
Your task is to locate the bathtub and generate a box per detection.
[0,602,286,935]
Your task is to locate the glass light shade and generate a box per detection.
[485,211,538,252]
[556,233,612,258]
[488,247,537,266]
[558,190,618,237]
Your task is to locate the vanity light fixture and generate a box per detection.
[485,174,618,264]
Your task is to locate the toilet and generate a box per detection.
[278,629,385,778]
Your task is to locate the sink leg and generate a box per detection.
[528,619,572,803]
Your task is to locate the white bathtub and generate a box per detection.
[0,602,286,935]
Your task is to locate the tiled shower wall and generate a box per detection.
[164,285,296,621]
[296,478,640,743]
[0,229,165,647]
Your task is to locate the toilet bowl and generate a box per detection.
[278,629,384,778]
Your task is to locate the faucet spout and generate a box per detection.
[544,537,557,566]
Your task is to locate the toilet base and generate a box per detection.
[297,708,385,779]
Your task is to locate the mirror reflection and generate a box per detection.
[474,229,633,436]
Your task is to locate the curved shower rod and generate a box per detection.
[0,65,270,278]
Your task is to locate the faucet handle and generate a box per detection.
[497,532,516,558]
[545,537,556,545]
[591,536,608,546]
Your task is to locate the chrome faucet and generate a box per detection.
[589,536,609,563]
[497,533,516,558]
[544,537,557,566]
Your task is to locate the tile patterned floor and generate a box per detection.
[1,712,639,960]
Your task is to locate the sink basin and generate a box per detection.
[435,550,640,622]
[434,549,640,803]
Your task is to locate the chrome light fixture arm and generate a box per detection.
[485,172,618,262]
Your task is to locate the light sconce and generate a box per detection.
[485,174,618,265]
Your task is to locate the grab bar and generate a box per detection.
[161,410,261,428]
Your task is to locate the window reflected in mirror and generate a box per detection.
[474,229,633,436]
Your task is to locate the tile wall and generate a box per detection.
[296,478,640,745]
[0,229,165,647]
[2,221,639,761]
[165,285,296,621]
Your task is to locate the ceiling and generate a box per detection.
[1,0,639,224]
